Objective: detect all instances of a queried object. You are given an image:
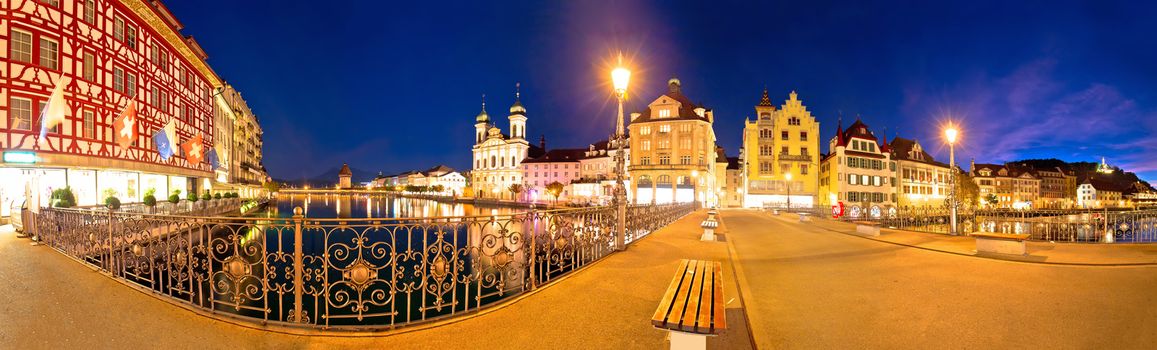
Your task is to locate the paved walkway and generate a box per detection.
[721,209,1157,349]
[0,211,752,350]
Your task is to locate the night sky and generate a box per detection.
[165,0,1157,182]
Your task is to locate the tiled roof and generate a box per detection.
[521,148,586,164]
[629,80,711,124]
[339,163,352,176]
[889,137,949,167]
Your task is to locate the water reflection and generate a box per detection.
[267,193,518,219]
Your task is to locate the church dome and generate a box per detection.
[509,100,525,115]
[476,109,489,123]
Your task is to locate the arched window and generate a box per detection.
[501,157,506,167]
[491,156,496,168]
[657,175,671,185]
[638,175,653,186]
[511,156,516,166]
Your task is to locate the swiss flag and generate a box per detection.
[113,101,138,149]
[182,133,205,165]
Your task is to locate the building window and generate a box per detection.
[781,131,788,140]
[680,124,692,133]
[9,97,32,130]
[150,86,159,106]
[659,124,671,133]
[680,138,691,149]
[642,140,651,151]
[781,146,788,155]
[125,25,137,49]
[789,117,800,125]
[640,126,651,135]
[10,30,32,63]
[801,147,808,155]
[760,162,771,173]
[680,156,691,165]
[125,71,137,97]
[658,139,670,149]
[83,110,95,138]
[83,52,95,80]
[641,157,651,165]
[800,164,809,175]
[800,131,808,141]
[114,16,125,41]
[84,0,95,23]
[658,109,670,118]
[781,164,790,174]
[659,155,670,165]
[113,67,125,93]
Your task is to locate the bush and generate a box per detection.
[214,192,222,200]
[201,190,212,201]
[187,191,199,203]
[104,196,121,210]
[143,188,157,206]
[50,186,77,208]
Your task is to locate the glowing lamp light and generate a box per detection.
[945,127,958,144]
[611,67,631,93]
[785,172,793,181]
[3,151,37,164]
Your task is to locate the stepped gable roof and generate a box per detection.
[630,79,711,124]
[726,157,741,170]
[889,137,949,167]
[521,148,587,164]
[339,163,352,176]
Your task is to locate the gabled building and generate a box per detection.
[740,89,821,208]
[1078,178,1124,208]
[521,149,586,202]
[818,118,896,218]
[970,161,1040,208]
[470,86,544,200]
[627,78,720,206]
[888,137,952,209]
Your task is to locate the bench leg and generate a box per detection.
[669,330,708,350]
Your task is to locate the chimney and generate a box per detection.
[970,158,975,175]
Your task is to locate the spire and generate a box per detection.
[758,86,773,107]
[475,94,489,123]
[515,82,521,101]
[835,114,845,147]
[509,82,526,115]
[881,126,890,152]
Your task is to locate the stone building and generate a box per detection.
[740,89,821,208]
[888,137,952,209]
[470,86,543,200]
[627,78,720,206]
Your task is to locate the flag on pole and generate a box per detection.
[38,75,71,140]
[182,133,205,165]
[113,101,138,149]
[207,147,220,170]
[153,120,178,160]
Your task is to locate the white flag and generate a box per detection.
[39,75,71,139]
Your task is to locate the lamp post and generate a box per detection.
[785,172,793,211]
[611,58,631,251]
[945,126,959,235]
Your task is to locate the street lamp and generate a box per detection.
[785,172,793,210]
[945,125,959,235]
[611,56,630,251]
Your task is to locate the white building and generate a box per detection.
[470,87,544,200]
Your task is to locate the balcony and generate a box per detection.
[778,154,813,162]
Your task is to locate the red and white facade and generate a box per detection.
[2,0,224,214]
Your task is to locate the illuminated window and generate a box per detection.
[125,71,136,97]
[680,138,691,149]
[659,124,671,133]
[642,140,651,151]
[84,0,95,23]
[640,126,651,135]
[9,97,32,130]
[113,67,125,92]
[680,124,692,133]
[83,53,95,80]
[10,30,32,63]
[658,139,670,149]
[658,109,670,118]
[83,110,94,138]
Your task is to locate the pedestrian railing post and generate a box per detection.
[528,209,538,291]
[292,206,306,323]
[107,208,115,274]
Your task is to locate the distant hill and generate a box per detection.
[1011,158,1154,193]
[274,165,375,187]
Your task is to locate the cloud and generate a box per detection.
[900,58,1157,181]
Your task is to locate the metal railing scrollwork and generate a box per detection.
[35,202,694,330]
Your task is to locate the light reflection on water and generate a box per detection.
[263,193,520,219]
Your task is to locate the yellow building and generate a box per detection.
[740,90,820,208]
[888,137,952,209]
[628,78,719,206]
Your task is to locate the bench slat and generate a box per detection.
[651,259,691,327]
[710,261,727,332]
[679,259,707,332]
[664,260,698,331]
[694,261,716,333]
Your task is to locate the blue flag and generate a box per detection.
[207,148,220,170]
[154,127,173,160]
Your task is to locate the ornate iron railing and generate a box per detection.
[35,202,694,330]
[796,206,1157,243]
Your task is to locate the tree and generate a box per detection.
[545,181,565,204]
[508,184,524,202]
[954,171,980,209]
[984,194,999,207]
[50,186,76,208]
[432,185,445,194]
[263,181,281,194]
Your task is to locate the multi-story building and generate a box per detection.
[1077,179,1124,208]
[718,155,743,208]
[1,0,243,216]
[740,90,821,208]
[1032,166,1072,208]
[818,119,896,218]
[970,162,1041,208]
[470,88,543,200]
[627,78,719,206]
[218,83,267,197]
[521,149,584,202]
[571,140,630,205]
[888,136,952,209]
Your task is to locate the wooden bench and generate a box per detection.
[700,219,719,241]
[652,259,726,350]
[854,221,882,236]
[972,232,1030,255]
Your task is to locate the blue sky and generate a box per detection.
[165,0,1157,181]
